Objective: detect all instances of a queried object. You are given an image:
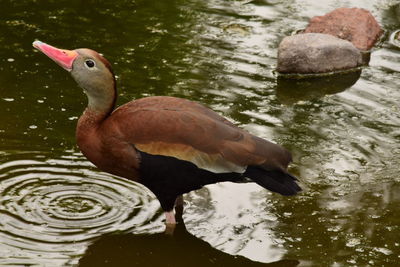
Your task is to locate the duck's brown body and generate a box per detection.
[77,96,292,180]
[33,41,301,226]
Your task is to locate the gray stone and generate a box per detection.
[277,33,362,74]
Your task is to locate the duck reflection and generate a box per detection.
[78,219,299,267]
[276,70,361,104]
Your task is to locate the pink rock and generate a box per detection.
[304,7,382,51]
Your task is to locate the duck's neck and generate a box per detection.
[76,108,107,144]
[76,86,116,145]
[75,108,108,170]
[85,89,116,115]
[84,77,117,116]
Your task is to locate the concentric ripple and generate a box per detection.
[0,152,162,266]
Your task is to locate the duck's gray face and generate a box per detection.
[33,41,116,113]
[69,48,115,100]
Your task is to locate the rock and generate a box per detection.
[304,7,382,51]
[277,33,362,74]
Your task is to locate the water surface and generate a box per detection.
[0,0,399,266]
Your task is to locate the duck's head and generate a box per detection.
[33,40,116,113]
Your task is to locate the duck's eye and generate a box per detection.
[85,59,95,68]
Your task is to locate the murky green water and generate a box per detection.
[1,0,399,266]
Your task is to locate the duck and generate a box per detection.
[32,40,301,228]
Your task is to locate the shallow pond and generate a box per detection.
[0,0,399,266]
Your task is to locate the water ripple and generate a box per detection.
[0,153,162,266]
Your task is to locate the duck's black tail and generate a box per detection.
[244,166,301,196]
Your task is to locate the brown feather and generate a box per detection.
[100,96,292,174]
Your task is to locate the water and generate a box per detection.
[1,0,399,266]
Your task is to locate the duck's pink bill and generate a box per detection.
[33,40,78,72]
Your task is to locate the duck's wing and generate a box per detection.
[108,96,292,174]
